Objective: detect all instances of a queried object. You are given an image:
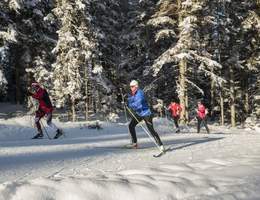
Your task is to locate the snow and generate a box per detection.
[8,0,22,13]
[147,16,176,27]
[0,25,18,43]
[0,70,7,88]
[155,29,176,42]
[0,108,260,199]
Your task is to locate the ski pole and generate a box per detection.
[40,120,51,140]
[125,105,162,152]
[120,88,128,122]
[120,89,133,143]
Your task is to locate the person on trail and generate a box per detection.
[27,82,63,139]
[196,101,210,134]
[167,101,182,133]
[126,80,165,151]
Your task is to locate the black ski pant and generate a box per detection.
[197,117,210,133]
[128,114,163,146]
[172,116,180,129]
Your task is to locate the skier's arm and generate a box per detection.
[128,97,143,111]
[32,89,44,100]
[177,105,182,115]
[205,108,208,115]
[26,90,33,96]
[130,91,145,111]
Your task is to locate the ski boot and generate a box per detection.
[32,132,43,139]
[54,129,63,139]
[124,143,138,149]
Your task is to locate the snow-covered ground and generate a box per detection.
[0,113,260,200]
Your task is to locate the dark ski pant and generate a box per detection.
[197,117,210,133]
[128,115,163,146]
[35,110,58,134]
[172,116,180,129]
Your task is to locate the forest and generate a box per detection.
[0,0,259,126]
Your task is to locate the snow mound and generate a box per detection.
[1,159,260,200]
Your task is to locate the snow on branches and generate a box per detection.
[0,25,18,43]
[147,16,176,28]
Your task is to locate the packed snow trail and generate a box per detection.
[0,116,260,199]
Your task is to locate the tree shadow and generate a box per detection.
[164,136,224,153]
[0,124,154,148]
[0,136,224,172]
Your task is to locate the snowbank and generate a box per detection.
[1,157,260,200]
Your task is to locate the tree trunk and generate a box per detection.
[71,97,76,122]
[15,61,21,105]
[210,67,215,117]
[241,72,249,127]
[255,75,260,118]
[96,90,102,113]
[243,72,249,115]
[185,82,189,121]
[220,88,224,125]
[230,66,236,127]
[179,58,188,124]
[92,87,96,114]
[84,65,89,120]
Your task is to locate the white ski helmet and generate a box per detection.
[130,80,138,87]
[31,82,40,90]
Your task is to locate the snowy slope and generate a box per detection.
[0,115,260,200]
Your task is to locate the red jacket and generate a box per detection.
[32,87,53,113]
[197,104,207,119]
[168,103,182,117]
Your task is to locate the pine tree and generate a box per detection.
[151,0,222,123]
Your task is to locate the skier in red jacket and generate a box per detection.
[168,101,182,133]
[196,101,210,133]
[28,82,63,139]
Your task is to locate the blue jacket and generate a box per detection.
[128,89,152,117]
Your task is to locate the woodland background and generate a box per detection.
[0,0,259,126]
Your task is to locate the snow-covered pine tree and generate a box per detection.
[52,0,117,121]
[241,1,260,121]
[52,0,89,121]
[0,0,56,104]
[150,0,222,124]
[213,0,259,127]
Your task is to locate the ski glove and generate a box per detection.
[26,90,33,96]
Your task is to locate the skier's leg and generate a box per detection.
[128,117,139,144]
[144,116,163,146]
[35,110,44,134]
[173,117,178,128]
[46,112,63,139]
[33,110,44,138]
[174,116,180,132]
[197,117,201,133]
[202,118,210,133]
[46,113,58,131]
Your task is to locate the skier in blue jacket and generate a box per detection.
[127,80,164,151]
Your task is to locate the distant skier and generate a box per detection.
[167,100,182,133]
[27,82,63,139]
[126,80,165,151]
[196,101,210,133]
